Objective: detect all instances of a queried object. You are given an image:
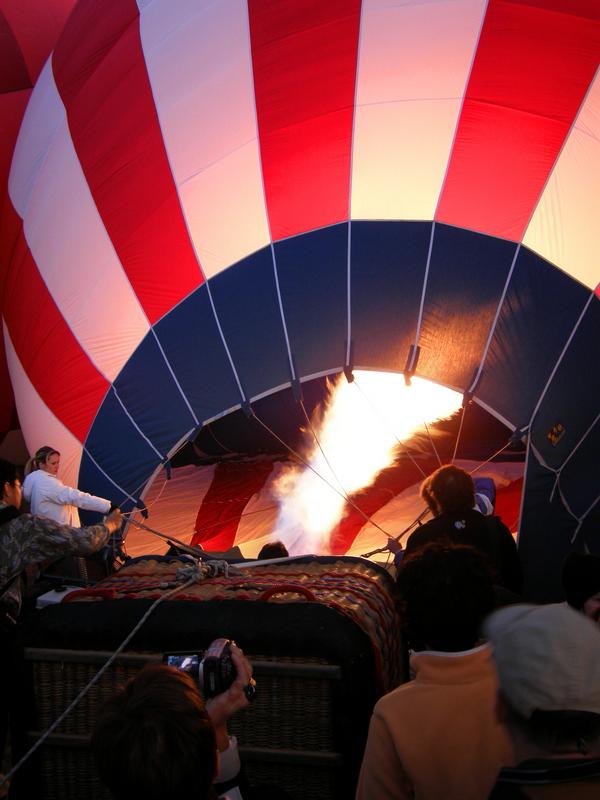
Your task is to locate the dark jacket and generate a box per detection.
[406,509,523,594]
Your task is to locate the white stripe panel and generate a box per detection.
[8,60,64,218]
[351,0,486,220]
[126,463,216,558]
[8,65,150,383]
[523,72,600,291]
[4,321,82,488]
[347,480,424,557]
[138,0,270,279]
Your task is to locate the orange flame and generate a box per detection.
[273,372,462,555]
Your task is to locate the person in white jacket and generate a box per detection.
[23,446,111,527]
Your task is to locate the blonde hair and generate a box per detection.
[24,446,60,476]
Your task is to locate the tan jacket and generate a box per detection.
[356,644,513,800]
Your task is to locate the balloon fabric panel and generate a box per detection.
[248,0,361,239]
[436,0,600,240]
[52,0,203,324]
[478,246,592,430]
[2,225,109,443]
[1,0,599,601]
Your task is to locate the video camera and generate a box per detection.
[164,638,235,698]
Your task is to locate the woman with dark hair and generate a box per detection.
[22,446,111,526]
[405,465,522,594]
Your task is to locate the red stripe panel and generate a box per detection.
[52,0,202,325]
[3,208,109,442]
[0,94,29,285]
[248,0,361,240]
[0,198,23,435]
[192,458,275,552]
[0,91,30,211]
[329,457,440,555]
[0,8,32,92]
[0,0,76,85]
[494,476,523,534]
[0,346,16,436]
[436,0,600,242]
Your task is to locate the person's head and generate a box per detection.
[92,665,217,800]
[257,540,289,560]
[396,542,495,652]
[485,603,600,757]
[562,552,600,622]
[421,465,475,516]
[0,459,23,509]
[35,446,60,475]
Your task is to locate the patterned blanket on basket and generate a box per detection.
[63,555,402,691]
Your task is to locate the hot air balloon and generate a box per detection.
[3,0,600,600]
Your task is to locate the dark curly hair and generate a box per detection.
[92,665,216,800]
[0,459,21,490]
[397,542,495,652]
[421,465,475,516]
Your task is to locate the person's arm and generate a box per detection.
[0,511,122,586]
[55,484,111,515]
[206,643,252,753]
[214,735,242,786]
[387,538,406,568]
[22,472,36,503]
[206,644,253,792]
[356,711,415,800]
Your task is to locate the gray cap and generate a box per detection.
[484,603,600,718]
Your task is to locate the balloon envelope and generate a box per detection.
[4,0,600,598]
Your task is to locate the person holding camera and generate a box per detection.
[92,643,255,800]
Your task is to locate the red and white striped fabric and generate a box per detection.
[0,0,76,439]
[1,0,598,582]
[126,457,523,560]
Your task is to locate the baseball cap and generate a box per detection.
[484,603,600,718]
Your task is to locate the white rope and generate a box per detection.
[251,407,392,537]
[0,570,206,789]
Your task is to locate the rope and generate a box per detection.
[205,422,238,455]
[0,567,207,789]
[125,504,280,551]
[124,517,221,561]
[451,403,467,464]
[125,435,193,507]
[140,476,169,514]
[250,407,392,538]
[359,506,431,558]
[299,399,354,499]
[468,440,514,476]
[423,421,442,468]
[351,378,429,478]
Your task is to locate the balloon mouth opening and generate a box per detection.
[269,371,463,555]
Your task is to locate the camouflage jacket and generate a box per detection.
[0,503,110,590]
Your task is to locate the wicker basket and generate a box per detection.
[18,557,403,799]
[24,648,350,800]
